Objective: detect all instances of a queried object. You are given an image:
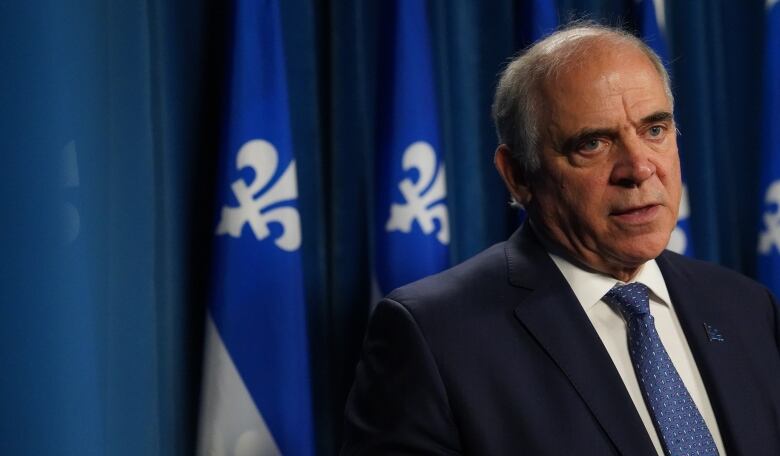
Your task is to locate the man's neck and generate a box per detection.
[527,219,645,282]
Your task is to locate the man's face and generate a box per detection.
[528,42,681,280]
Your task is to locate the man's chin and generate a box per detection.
[608,235,671,266]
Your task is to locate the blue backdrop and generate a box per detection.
[0,1,775,455]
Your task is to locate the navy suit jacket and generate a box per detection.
[342,226,780,455]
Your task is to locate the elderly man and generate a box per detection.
[342,24,780,455]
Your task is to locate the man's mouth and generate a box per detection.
[610,204,661,223]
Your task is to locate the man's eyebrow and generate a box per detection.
[641,111,674,124]
[558,112,675,152]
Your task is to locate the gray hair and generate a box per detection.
[491,22,674,178]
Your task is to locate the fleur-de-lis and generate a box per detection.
[667,184,690,254]
[759,180,780,255]
[216,139,301,252]
[385,141,450,245]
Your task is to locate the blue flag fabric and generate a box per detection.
[516,0,558,224]
[375,0,450,294]
[638,0,669,64]
[638,0,695,257]
[198,0,314,454]
[758,0,780,295]
[529,0,558,41]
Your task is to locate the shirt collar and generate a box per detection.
[547,251,672,311]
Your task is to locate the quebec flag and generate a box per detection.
[524,0,558,42]
[197,0,314,455]
[516,0,557,224]
[375,0,450,294]
[638,0,695,257]
[758,0,780,295]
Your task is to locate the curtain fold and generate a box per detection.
[0,1,772,455]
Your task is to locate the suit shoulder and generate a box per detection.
[660,250,772,296]
[385,241,508,313]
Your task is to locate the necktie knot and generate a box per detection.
[604,282,650,319]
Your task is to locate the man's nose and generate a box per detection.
[609,136,656,187]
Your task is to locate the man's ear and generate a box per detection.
[494,145,532,206]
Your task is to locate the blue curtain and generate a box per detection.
[0,1,773,455]
[0,1,215,454]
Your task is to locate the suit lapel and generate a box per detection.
[657,253,761,455]
[507,227,656,456]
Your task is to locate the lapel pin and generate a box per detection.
[703,323,725,342]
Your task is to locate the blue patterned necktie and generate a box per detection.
[603,283,719,456]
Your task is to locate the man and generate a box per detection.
[342,24,780,455]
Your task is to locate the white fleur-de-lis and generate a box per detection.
[385,141,450,245]
[758,180,780,255]
[667,184,691,254]
[215,139,301,252]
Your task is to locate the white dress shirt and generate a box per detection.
[548,252,726,455]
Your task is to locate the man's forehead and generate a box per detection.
[539,51,672,146]
[548,39,658,86]
[542,44,669,113]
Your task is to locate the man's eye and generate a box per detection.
[648,125,664,137]
[580,139,602,152]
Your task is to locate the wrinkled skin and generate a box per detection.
[496,40,681,282]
